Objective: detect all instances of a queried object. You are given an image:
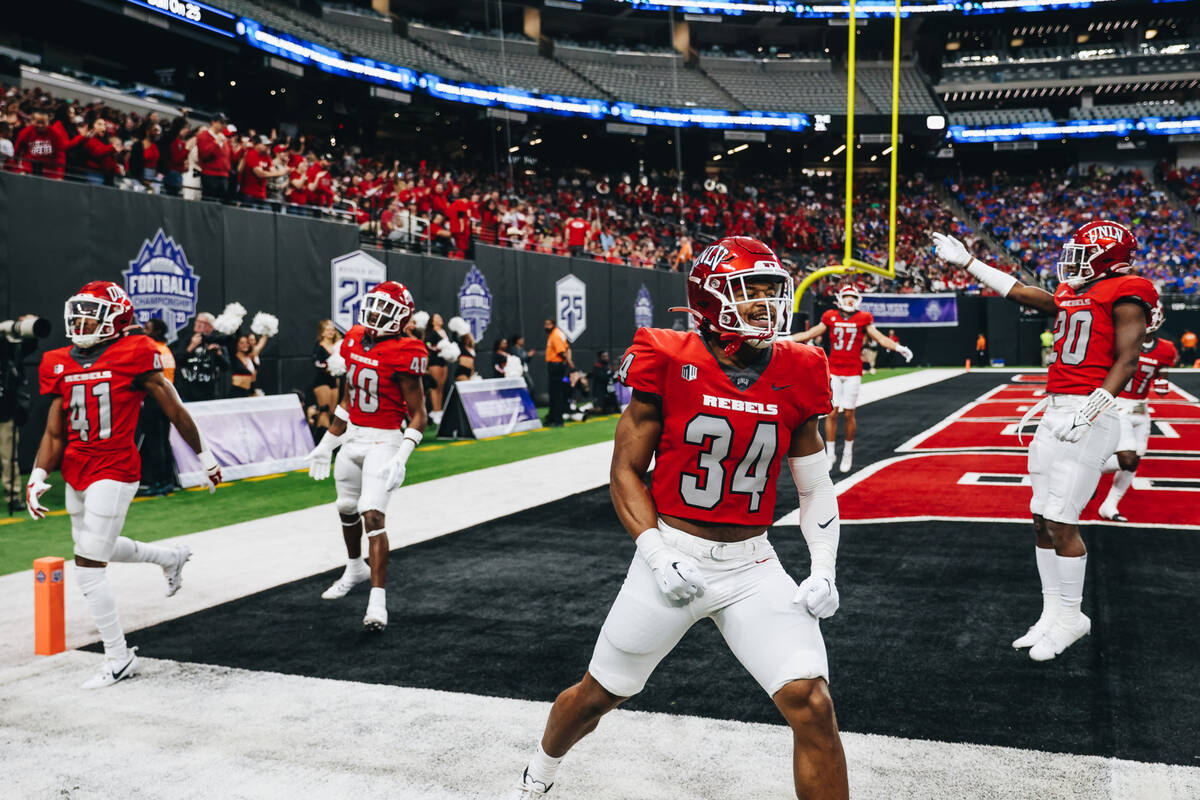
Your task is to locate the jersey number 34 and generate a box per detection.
[680,414,779,513]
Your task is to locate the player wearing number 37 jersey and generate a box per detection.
[513,237,849,800]
[933,220,1157,663]
[29,281,222,689]
[305,281,428,632]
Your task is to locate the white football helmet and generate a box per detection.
[1147,300,1165,334]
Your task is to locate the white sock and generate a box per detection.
[1034,546,1059,621]
[825,442,835,459]
[1056,553,1087,624]
[347,557,367,573]
[1101,455,1119,474]
[368,586,386,606]
[75,566,128,662]
[110,537,174,567]
[1103,469,1135,508]
[842,441,854,460]
[525,743,563,789]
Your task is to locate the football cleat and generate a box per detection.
[1012,610,1057,649]
[1030,614,1091,662]
[838,451,853,474]
[80,647,140,689]
[164,546,191,598]
[363,598,388,631]
[1097,504,1128,522]
[321,561,370,600]
[512,768,553,798]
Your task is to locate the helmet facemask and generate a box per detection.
[359,291,407,337]
[1056,241,1131,289]
[707,270,793,352]
[65,296,120,349]
[836,287,862,314]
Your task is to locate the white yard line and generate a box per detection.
[1,652,1195,800]
[0,440,615,668]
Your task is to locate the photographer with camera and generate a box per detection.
[1,316,51,512]
[173,312,230,402]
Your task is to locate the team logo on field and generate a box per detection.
[457,266,492,341]
[331,250,387,333]
[123,228,200,344]
[556,274,587,343]
[681,364,698,381]
[634,284,654,330]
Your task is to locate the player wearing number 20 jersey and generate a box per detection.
[306,281,429,632]
[513,237,849,800]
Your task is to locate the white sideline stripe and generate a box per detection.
[854,367,964,406]
[2,652,1196,800]
[0,441,616,668]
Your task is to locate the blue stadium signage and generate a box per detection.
[125,0,237,38]
[949,115,1200,143]
[238,18,418,90]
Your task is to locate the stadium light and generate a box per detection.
[832,144,846,155]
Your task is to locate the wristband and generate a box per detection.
[198,448,219,471]
[334,405,350,422]
[966,259,1019,298]
[394,426,423,464]
[634,527,668,567]
[29,467,47,485]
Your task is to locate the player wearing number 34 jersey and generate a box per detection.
[513,237,849,800]
[305,281,428,632]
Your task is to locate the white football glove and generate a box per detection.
[198,449,222,493]
[635,528,707,603]
[930,232,974,269]
[26,467,50,520]
[379,454,407,493]
[1045,388,1115,443]
[305,430,343,481]
[794,574,840,619]
[895,344,913,363]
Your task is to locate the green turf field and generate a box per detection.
[0,367,919,575]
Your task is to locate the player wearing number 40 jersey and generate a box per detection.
[1098,302,1178,522]
[933,220,1158,663]
[29,281,222,689]
[514,236,849,800]
[305,281,428,632]
[791,284,913,473]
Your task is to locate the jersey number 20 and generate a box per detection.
[1050,309,1093,366]
[680,414,779,513]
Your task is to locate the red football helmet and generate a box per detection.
[1056,219,1136,289]
[359,280,415,337]
[673,236,793,355]
[835,282,863,314]
[64,280,135,349]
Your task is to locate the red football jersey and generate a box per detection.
[340,325,428,429]
[821,309,874,377]
[1047,275,1159,395]
[617,328,832,527]
[39,335,162,490]
[1120,337,1178,400]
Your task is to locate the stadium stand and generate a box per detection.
[949,108,1054,127]
[554,46,734,109]
[855,62,941,115]
[702,58,847,114]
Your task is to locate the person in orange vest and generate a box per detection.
[1181,329,1198,366]
[975,332,987,365]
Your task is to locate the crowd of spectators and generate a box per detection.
[2,81,1195,296]
[953,166,1200,296]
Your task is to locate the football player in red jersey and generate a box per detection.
[514,237,848,800]
[305,281,428,631]
[27,281,222,689]
[933,220,1157,661]
[1098,301,1178,521]
[790,283,913,473]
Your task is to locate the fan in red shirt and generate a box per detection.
[81,119,123,184]
[239,137,287,204]
[13,111,67,179]
[513,236,849,800]
[305,281,429,632]
[1097,301,1179,521]
[195,116,232,200]
[790,283,913,472]
[27,281,221,689]
[933,220,1158,662]
[565,215,589,256]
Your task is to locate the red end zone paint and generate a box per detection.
[903,419,1200,453]
[959,400,1200,420]
[989,386,1195,402]
[838,453,1200,527]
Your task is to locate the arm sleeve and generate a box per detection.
[789,451,839,579]
[616,328,667,395]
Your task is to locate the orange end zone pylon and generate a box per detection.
[34,556,66,655]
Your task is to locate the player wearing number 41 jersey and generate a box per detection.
[514,237,849,800]
[933,220,1157,662]
[791,283,913,473]
[305,281,428,631]
[29,281,222,689]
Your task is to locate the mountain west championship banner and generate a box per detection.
[634,284,654,330]
[331,250,387,332]
[556,274,587,342]
[439,377,541,439]
[859,293,959,328]
[458,265,492,341]
[123,229,200,344]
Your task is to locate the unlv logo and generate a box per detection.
[1084,224,1126,243]
[695,245,730,268]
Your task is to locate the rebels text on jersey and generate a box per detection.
[1047,275,1158,395]
[39,335,162,490]
[821,309,874,377]
[1120,337,1178,400]
[617,328,832,527]
[339,325,428,429]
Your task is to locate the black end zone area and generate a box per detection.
[107,372,1200,766]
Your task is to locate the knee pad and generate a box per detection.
[335,498,360,516]
[75,564,108,595]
